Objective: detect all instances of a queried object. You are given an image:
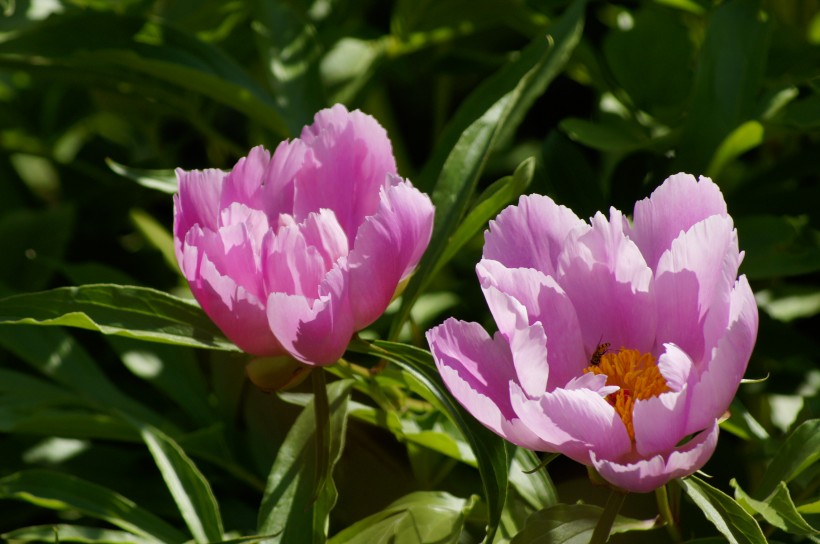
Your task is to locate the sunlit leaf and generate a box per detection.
[328,491,476,544]
[2,524,156,544]
[510,503,657,544]
[257,379,354,543]
[756,419,820,498]
[106,159,178,194]
[0,470,187,543]
[732,479,818,536]
[0,284,239,351]
[127,418,224,544]
[679,475,767,544]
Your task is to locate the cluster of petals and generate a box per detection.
[174,104,434,365]
[427,174,758,492]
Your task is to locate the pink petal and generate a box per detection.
[556,209,656,354]
[632,344,694,457]
[477,260,586,391]
[655,215,741,364]
[483,194,588,276]
[591,421,719,493]
[263,221,329,300]
[684,275,758,435]
[630,174,728,272]
[266,265,354,365]
[293,105,397,241]
[348,179,434,329]
[195,254,283,356]
[426,319,551,450]
[511,383,632,465]
[301,209,349,270]
[218,145,271,213]
[260,139,310,220]
[174,167,224,237]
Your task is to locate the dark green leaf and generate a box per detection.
[0,470,187,543]
[328,491,476,544]
[0,284,239,351]
[756,419,820,498]
[674,0,770,172]
[391,0,587,339]
[257,379,354,543]
[0,409,139,442]
[559,117,650,152]
[510,503,657,544]
[679,475,767,544]
[736,215,820,279]
[126,418,224,544]
[509,448,558,511]
[732,479,818,536]
[0,12,290,136]
[348,339,510,542]
[2,524,155,543]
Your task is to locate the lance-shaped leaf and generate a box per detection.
[348,339,510,543]
[126,417,224,544]
[257,378,354,543]
[679,475,767,544]
[510,503,657,544]
[390,0,587,338]
[0,284,239,351]
[756,419,820,498]
[732,479,818,536]
[0,470,187,543]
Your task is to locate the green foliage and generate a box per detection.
[0,0,818,543]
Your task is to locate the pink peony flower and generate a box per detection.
[427,174,757,493]
[175,104,434,365]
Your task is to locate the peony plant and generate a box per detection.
[427,173,758,493]
[174,104,434,365]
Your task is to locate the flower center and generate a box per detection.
[584,348,670,441]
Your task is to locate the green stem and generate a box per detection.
[656,484,683,542]
[311,368,331,503]
[590,489,627,544]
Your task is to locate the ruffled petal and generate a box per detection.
[685,275,758,435]
[294,105,397,241]
[260,138,310,220]
[632,344,695,457]
[195,254,283,356]
[263,221,328,300]
[426,319,551,450]
[511,383,632,465]
[557,209,656,354]
[655,215,740,364]
[630,174,728,272]
[477,260,586,391]
[483,194,588,276]
[218,145,271,213]
[348,179,434,328]
[592,421,719,493]
[174,167,224,238]
[266,265,354,365]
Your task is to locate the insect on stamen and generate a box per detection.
[590,341,611,366]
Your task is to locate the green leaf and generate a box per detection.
[348,339,510,543]
[251,0,326,133]
[706,120,764,178]
[756,419,820,497]
[127,418,224,544]
[674,0,770,172]
[0,11,290,136]
[0,409,139,442]
[3,524,156,544]
[433,157,535,280]
[509,448,558,511]
[679,475,767,544]
[510,503,657,543]
[328,491,476,544]
[257,379,354,543]
[106,159,178,194]
[0,284,239,351]
[559,117,650,152]
[732,479,818,536]
[391,0,587,339]
[0,326,176,432]
[0,470,187,543]
[130,209,178,274]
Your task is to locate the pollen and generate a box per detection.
[585,348,670,441]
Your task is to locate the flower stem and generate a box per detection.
[311,368,331,503]
[590,489,628,544]
[656,484,683,542]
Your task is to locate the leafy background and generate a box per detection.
[0,0,817,542]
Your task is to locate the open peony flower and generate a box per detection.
[427,174,757,493]
[175,104,434,365]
